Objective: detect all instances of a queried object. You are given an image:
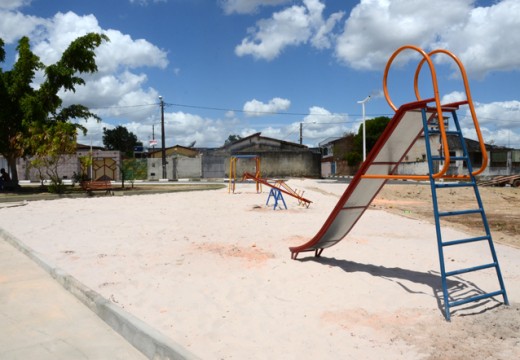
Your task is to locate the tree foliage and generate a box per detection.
[102,125,142,157]
[224,134,242,146]
[0,33,108,184]
[334,116,391,168]
[354,116,391,155]
[119,158,147,189]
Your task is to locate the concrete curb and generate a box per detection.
[0,228,200,360]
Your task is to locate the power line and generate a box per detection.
[88,101,520,124]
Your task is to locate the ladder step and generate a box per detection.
[449,290,505,308]
[431,155,468,161]
[435,182,474,189]
[442,235,490,247]
[428,130,460,136]
[438,209,482,217]
[445,262,496,277]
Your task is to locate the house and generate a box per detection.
[319,135,361,177]
[318,131,520,179]
[395,134,520,177]
[213,132,321,178]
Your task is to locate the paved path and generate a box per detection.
[0,238,147,360]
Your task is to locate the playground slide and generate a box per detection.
[290,98,438,259]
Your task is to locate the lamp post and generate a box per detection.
[159,96,166,179]
[357,95,371,161]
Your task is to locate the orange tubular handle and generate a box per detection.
[413,49,488,176]
[381,45,451,179]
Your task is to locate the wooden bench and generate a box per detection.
[81,180,114,196]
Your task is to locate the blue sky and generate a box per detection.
[1,0,519,149]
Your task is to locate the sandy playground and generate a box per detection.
[0,179,519,359]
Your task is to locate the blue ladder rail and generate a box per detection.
[422,107,509,321]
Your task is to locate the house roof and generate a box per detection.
[225,132,307,152]
[148,145,200,158]
[76,143,105,151]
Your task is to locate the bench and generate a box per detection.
[81,180,114,196]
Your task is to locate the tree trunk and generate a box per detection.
[7,155,19,184]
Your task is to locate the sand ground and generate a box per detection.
[0,179,519,359]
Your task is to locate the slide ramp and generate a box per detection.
[290,98,436,259]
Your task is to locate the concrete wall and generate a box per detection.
[228,151,321,178]
[19,154,79,182]
[173,156,202,179]
[147,156,202,180]
[201,154,226,179]
[147,158,163,180]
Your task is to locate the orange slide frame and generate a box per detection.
[363,45,488,181]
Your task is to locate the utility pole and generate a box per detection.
[159,96,166,179]
[299,123,303,145]
[357,95,371,162]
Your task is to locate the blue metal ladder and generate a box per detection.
[422,107,509,320]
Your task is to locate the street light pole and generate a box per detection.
[357,95,371,161]
[159,96,166,179]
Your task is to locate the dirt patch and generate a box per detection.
[194,242,275,265]
[374,184,520,248]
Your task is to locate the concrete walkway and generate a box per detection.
[0,238,147,360]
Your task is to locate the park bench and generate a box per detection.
[81,180,114,196]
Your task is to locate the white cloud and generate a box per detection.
[335,0,474,70]
[0,0,31,10]
[0,10,47,43]
[441,91,466,105]
[31,12,168,72]
[235,0,344,60]
[284,106,351,146]
[444,96,520,148]
[474,100,520,130]
[220,0,291,14]
[433,0,520,77]
[335,0,520,77]
[243,97,291,116]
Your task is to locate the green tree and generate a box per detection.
[338,116,391,168]
[119,158,147,189]
[102,125,142,157]
[224,134,242,146]
[0,33,108,184]
[28,121,79,193]
[355,116,391,154]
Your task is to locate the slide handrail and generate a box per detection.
[413,49,488,176]
[382,45,451,179]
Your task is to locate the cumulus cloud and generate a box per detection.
[284,106,351,146]
[433,0,520,77]
[235,0,344,60]
[335,0,520,77]
[440,94,520,147]
[335,0,474,70]
[30,12,168,72]
[0,0,31,10]
[243,97,291,116]
[0,9,47,43]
